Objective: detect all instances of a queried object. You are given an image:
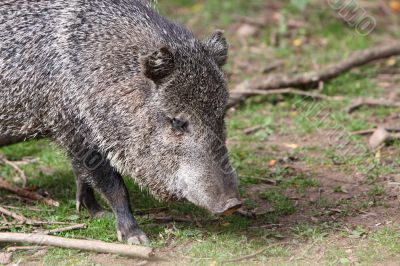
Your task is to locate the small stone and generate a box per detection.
[236,24,258,38]
[0,252,13,264]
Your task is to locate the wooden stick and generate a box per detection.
[248,224,282,229]
[7,246,48,252]
[243,126,262,135]
[231,88,339,101]
[351,127,400,135]
[0,206,27,223]
[346,98,400,113]
[1,221,74,227]
[0,225,23,231]
[223,245,276,263]
[40,223,87,235]
[1,205,41,212]
[135,207,169,216]
[0,233,157,260]
[153,216,193,223]
[0,177,59,207]
[351,129,377,135]
[228,42,400,108]
[0,206,54,225]
[0,155,28,187]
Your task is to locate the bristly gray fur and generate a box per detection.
[0,0,239,213]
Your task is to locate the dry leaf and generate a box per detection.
[237,24,259,38]
[209,261,217,266]
[375,149,381,162]
[387,58,397,66]
[292,38,304,47]
[369,126,390,149]
[390,0,400,12]
[268,159,277,167]
[284,143,299,149]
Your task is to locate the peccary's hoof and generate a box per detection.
[117,229,150,246]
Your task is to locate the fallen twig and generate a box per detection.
[0,224,23,231]
[369,126,400,149]
[135,207,169,216]
[289,241,317,262]
[40,223,87,235]
[248,224,283,229]
[231,88,339,101]
[223,243,284,264]
[0,177,59,207]
[0,206,28,223]
[351,129,377,135]
[262,61,284,74]
[1,205,41,212]
[223,248,268,263]
[243,126,262,135]
[228,42,400,108]
[153,216,193,223]
[346,98,400,113]
[7,246,48,252]
[0,156,28,187]
[1,221,74,226]
[0,233,158,260]
[351,127,400,136]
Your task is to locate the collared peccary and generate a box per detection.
[0,0,241,244]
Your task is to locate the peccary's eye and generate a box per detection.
[171,117,188,133]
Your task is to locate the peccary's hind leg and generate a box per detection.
[71,152,149,245]
[74,170,105,217]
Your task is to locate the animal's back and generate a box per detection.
[0,0,196,140]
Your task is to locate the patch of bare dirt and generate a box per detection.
[241,121,400,234]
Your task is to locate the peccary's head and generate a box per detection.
[94,31,241,215]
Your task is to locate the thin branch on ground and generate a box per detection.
[369,126,400,149]
[0,206,59,226]
[7,246,48,252]
[153,216,194,223]
[243,126,262,135]
[0,225,23,231]
[228,42,400,108]
[351,129,377,135]
[1,205,41,212]
[248,224,283,229]
[223,243,285,264]
[0,177,59,207]
[135,207,169,216]
[39,223,87,235]
[346,98,400,113]
[0,155,28,187]
[230,88,341,101]
[0,206,28,223]
[289,241,317,262]
[351,127,400,135]
[0,233,158,260]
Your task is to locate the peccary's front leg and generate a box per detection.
[71,152,149,245]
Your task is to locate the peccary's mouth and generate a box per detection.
[213,198,242,216]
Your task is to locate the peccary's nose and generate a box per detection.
[219,198,242,216]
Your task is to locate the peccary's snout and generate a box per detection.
[214,198,242,216]
[175,161,241,216]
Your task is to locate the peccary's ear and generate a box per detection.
[205,30,229,67]
[140,47,175,84]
